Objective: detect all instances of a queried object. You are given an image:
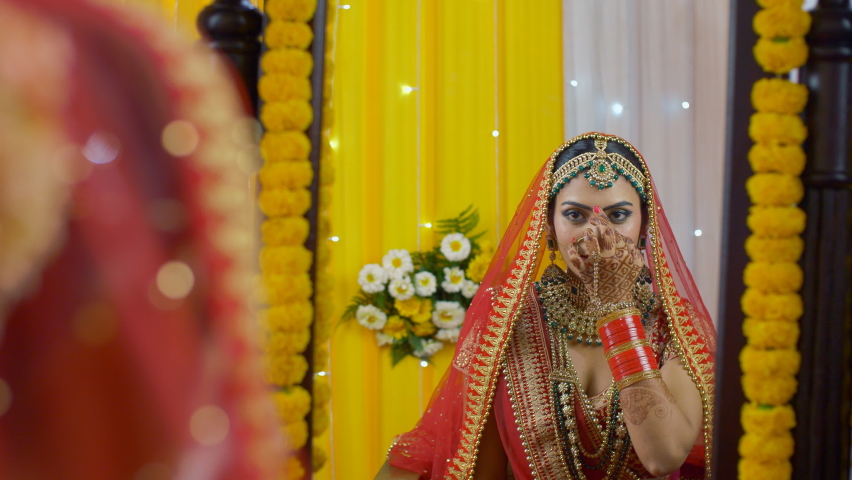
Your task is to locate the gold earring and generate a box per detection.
[546,234,558,264]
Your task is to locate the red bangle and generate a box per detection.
[598,313,659,387]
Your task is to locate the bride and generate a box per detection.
[378,133,715,479]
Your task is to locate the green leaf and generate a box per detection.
[407,334,425,353]
[391,341,413,366]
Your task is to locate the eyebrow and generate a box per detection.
[560,200,634,210]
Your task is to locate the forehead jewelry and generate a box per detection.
[549,137,649,201]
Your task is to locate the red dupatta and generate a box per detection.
[388,133,716,479]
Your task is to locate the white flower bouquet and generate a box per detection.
[342,207,493,365]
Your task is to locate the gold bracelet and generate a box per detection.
[604,338,651,361]
[616,369,662,391]
[595,306,641,329]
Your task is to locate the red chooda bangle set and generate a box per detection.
[597,309,662,390]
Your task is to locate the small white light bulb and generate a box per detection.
[420,361,428,368]
[570,80,578,87]
[401,85,413,94]
[422,223,432,229]
[317,371,328,376]
[329,236,340,242]
[682,101,690,109]
[492,130,500,137]
[341,4,351,9]
[694,229,703,237]
[611,103,624,115]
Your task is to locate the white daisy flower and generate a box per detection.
[376,332,394,346]
[440,233,471,262]
[382,249,414,279]
[356,304,387,330]
[357,263,388,293]
[461,279,479,299]
[441,267,466,293]
[432,300,465,329]
[388,275,415,301]
[435,327,461,343]
[414,271,438,297]
[414,339,444,358]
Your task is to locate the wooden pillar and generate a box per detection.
[197,0,263,114]
[793,1,852,478]
[712,0,763,476]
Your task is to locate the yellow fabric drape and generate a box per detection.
[328,1,563,478]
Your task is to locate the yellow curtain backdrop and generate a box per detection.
[328,1,563,478]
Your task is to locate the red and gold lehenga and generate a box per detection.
[388,133,716,479]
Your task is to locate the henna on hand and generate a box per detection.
[620,379,677,426]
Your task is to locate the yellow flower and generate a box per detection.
[259,245,313,275]
[749,112,807,145]
[312,443,328,471]
[266,329,311,355]
[266,353,309,386]
[265,21,314,49]
[259,161,314,190]
[412,321,437,337]
[745,173,804,206]
[754,36,809,74]
[312,405,329,437]
[751,78,808,115]
[261,131,311,162]
[748,143,806,176]
[741,403,796,436]
[313,375,331,407]
[259,273,313,305]
[745,235,803,263]
[738,432,794,462]
[738,458,791,480]
[314,343,329,368]
[466,253,491,283]
[747,206,806,238]
[742,373,798,405]
[281,418,309,449]
[740,346,800,377]
[743,319,800,349]
[382,315,407,339]
[754,6,811,38]
[266,0,317,22]
[259,73,312,103]
[261,216,309,246]
[257,187,311,217]
[284,457,306,479]
[261,100,314,132]
[743,262,803,294]
[395,296,432,322]
[261,48,313,77]
[273,387,311,423]
[260,301,314,332]
[741,288,802,322]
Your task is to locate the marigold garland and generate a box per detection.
[265,21,314,49]
[261,48,314,77]
[740,2,809,477]
[261,131,312,161]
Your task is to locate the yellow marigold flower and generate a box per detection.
[312,405,330,437]
[314,343,329,368]
[273,386,311,423]
[260,302,314,332]
[754,36,808,74]
[383,315,407,339]
[748,143,806,176]
[749,113,807,145]
[320,156,336,186]
[412,321,437,337]
[282,418,309,449]
[743,262,803,293]
[261,131,311,163]
[259,273,313,305]
[261,48,313,77]
[312,443,328,471]
[742,373,797,405]
[741,403,796,436]
[740,346,800,377]
[266,21,313,49]
[754,6,811,38]
[259,245,313,275]
[313,375,331,407]
[741,289,802,322]
[738,458,791,480]
[261,216,309,246]
[466,254,491,283]
[284,456,306,479]
[259,73,312,103]
[258,187,311,217]
[259,161,314,190]
[746,173,803,206]
[266,329,311,355]
[751,78,808,115]
[266,353,309,386]
[266,0,317,22]
[743,319,800,349]
[395,296,430,320]
[745,235,803,263]
[747,206,806,238]
[261,99,313,132]
[738,432,794,462]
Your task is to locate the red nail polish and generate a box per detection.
[593,206,602,214]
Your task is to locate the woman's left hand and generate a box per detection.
[565,208,645,304]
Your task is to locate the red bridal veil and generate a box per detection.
[388,133,717,479]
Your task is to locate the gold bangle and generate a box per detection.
[595,307,641,329]
[616,369,662,391]
[604,338,651,361]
